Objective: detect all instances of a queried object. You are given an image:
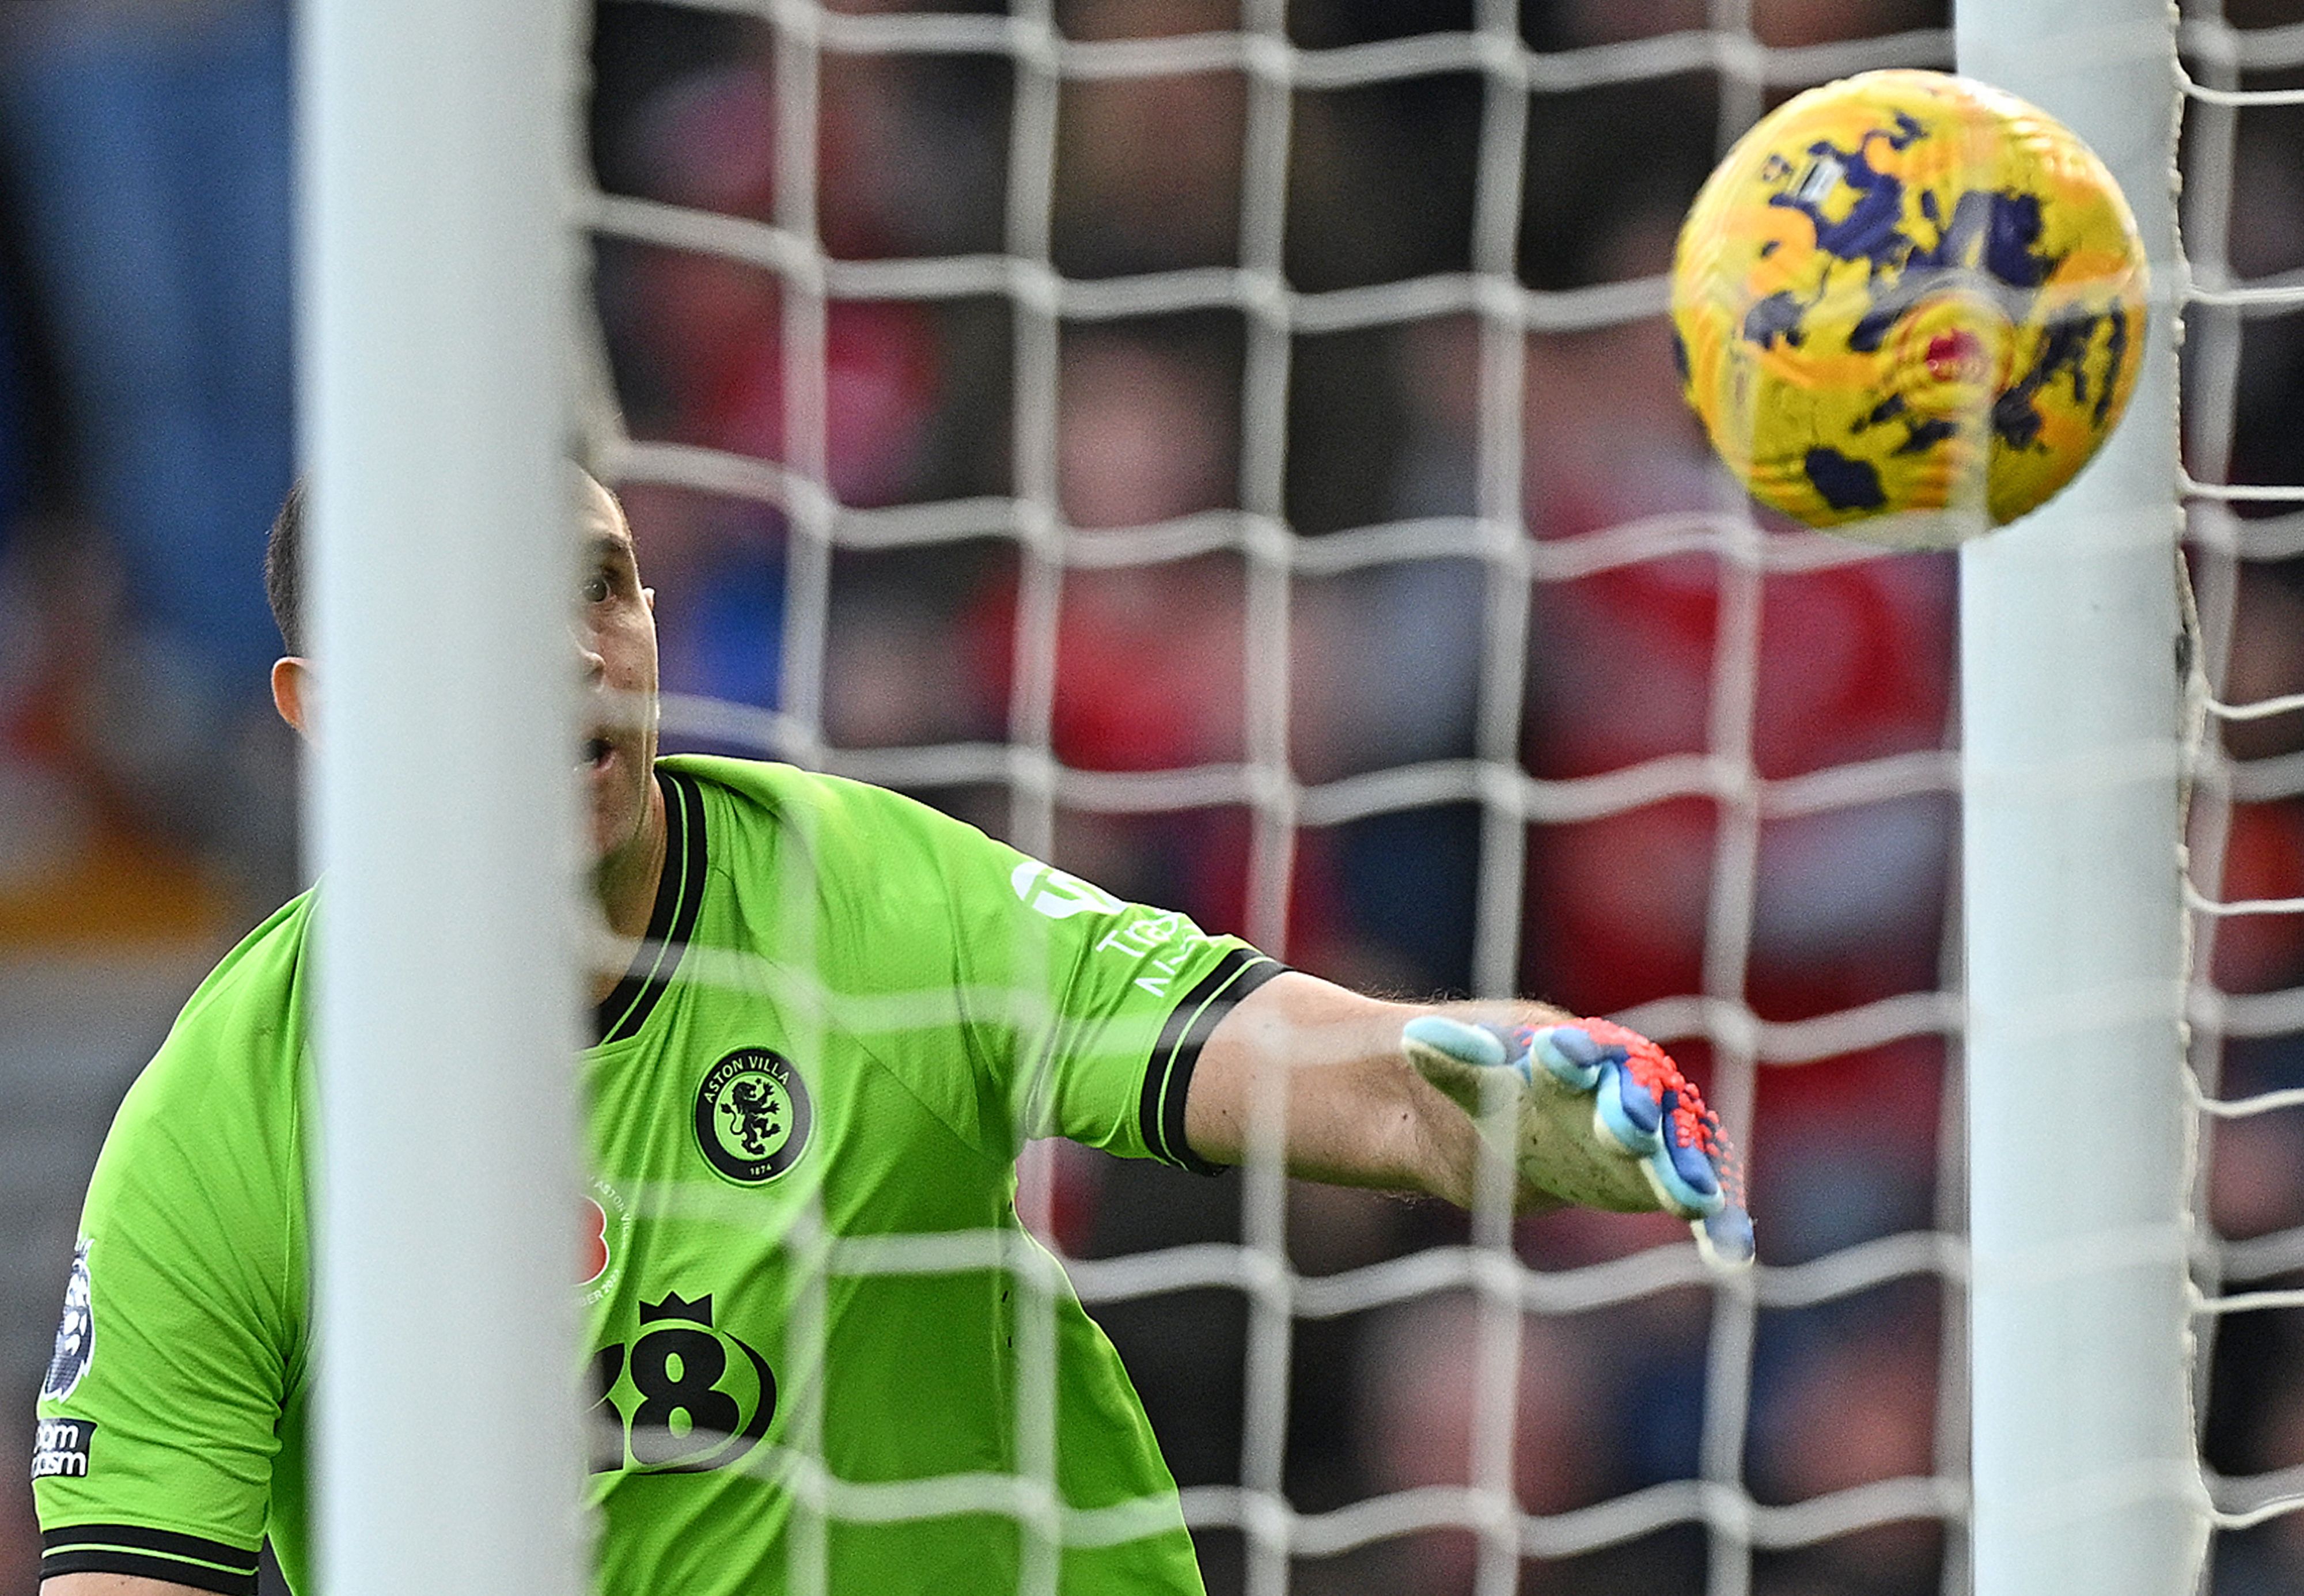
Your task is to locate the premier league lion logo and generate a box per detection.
[42,1241,94,1403]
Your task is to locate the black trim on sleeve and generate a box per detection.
[593,768,710,1044]
[1139,950,1286,1176]
[41,1524,259,1595]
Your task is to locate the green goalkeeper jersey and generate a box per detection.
[32,756,1280,1595]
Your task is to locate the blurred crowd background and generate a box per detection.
[3,1,2303,1593]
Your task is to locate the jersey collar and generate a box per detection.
[593,767,707,1045]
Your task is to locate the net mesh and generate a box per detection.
[2177,7,2304,1589]
[571,2,2304,1591]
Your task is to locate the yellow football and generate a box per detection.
[1670,69,2148,541]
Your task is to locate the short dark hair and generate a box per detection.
[266,482,305,656]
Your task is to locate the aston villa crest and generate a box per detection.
[693,1048,813,1184]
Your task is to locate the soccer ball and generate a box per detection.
[1670,70,2148,543]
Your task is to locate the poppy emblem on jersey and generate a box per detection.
[41,1241,93,1404]
[582,1199,609,1286]
[581,1177,634,1305]
[694,1048,813,1184]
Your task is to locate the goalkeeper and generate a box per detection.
[30,474,1749,1596]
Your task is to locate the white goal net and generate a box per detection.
[2176,5,2304,1594]
[556,1,2304,1593]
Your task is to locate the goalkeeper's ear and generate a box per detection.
[272,657,315,741]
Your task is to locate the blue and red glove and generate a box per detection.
[1402,1013,1755,1271]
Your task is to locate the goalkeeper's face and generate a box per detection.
[577,475,660,870]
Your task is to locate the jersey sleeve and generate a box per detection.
[809,774,1284,1170]
[975,856,1282,1172]
[32,916,309,1594]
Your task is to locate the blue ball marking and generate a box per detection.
[1803,447,1889,511]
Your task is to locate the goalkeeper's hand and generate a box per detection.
[1401,1013,1756,1271]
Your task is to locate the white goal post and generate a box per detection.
[1956,3,2204,1595]
[301,1,588,1594]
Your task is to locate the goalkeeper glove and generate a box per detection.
[1401,1013,1755,1271]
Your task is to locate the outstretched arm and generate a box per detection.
[1184,972,1561,1210]
[1186,970,1752,1266]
